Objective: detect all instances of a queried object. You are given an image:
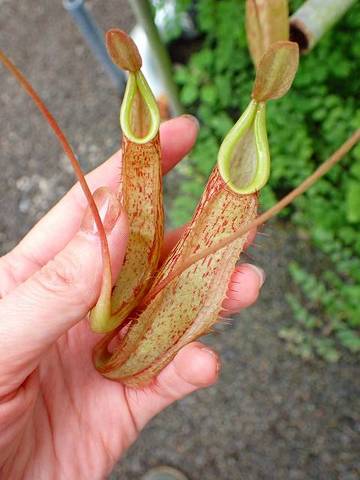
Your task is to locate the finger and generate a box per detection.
[160,115,199,174]
[0,188,127,397]
[244,227,257,249]
[161,226,257,266]
[221,263,265,315]
[0,115,199,292]
[125,342,219,430]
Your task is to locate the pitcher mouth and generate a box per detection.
[120,71,160,144]
[217,100,270,194]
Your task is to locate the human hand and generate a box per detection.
[0,116,264,479]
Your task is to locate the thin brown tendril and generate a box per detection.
[143,129,360,303]
[0,49,112,298]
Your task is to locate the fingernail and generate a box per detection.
[80,187,121,234]
[200,346,221,375]
[181,113,200,130]
[248,264,266,287]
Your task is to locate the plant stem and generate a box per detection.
[290,0,357,53]
[131,0,183,115]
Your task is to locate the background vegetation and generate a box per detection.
[158,0,360,361]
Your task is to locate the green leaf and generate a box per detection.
[200,84,218,106]
[181,83,199,106]
[346,180,360,223]
[336,330,360,353]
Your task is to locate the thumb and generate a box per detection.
[0,187,128,394]
[125,342,220,430]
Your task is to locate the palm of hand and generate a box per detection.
[5,313,220,479]
[24,320,137,479]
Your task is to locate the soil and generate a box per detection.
[1,2,359,479]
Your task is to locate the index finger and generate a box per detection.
[1,116,199,286]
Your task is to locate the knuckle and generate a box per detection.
[0,256,18,298]
[33,250,96,310]
[35,252,83,298]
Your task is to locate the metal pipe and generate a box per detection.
[290,0,356,53]
[63,0,126,92]
[130,0,183,115]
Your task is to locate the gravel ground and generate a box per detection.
[1,2,359,480]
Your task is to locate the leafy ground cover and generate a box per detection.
[164,0,360,361]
